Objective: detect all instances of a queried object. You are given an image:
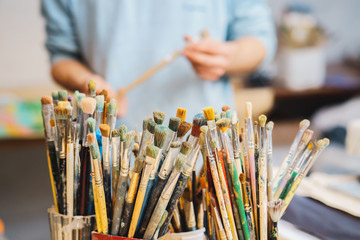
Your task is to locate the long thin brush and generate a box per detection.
[111,129,120,197]
[240,174,255,240]
[266,121,274,202]
[268,200,284,240]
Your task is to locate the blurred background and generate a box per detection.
[1,0,360,239]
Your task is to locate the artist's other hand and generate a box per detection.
[183,36,231,81]
[85,75,128,118]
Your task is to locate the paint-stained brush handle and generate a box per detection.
[111,173,129,235]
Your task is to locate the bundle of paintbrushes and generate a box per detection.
[41,84,329,240]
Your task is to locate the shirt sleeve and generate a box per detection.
[227,0,277,68]
[41,0,82,64]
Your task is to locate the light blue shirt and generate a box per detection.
[42,0,276,129]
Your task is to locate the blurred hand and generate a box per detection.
[183,36,231,81]
[86,75,128,118]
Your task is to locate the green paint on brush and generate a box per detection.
[88,80,96,96]
[119,125,127,142]
[153,111,165,125]
[95,95,105,111]
[147,120,156,134]
[280,171,297,200]
[90,143,99,159]
[107,99,117,115]
[226,110,232,120]
[145,144,159,159]
[154,125,169,148]
[58,90,68,101]
[76,93,85,109]
[125,131,135,149]
[87,117,96,133]
[52,90,59,101]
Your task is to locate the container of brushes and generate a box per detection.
[91,232,170,240]
[167,228,206,240]
[48,207,96,240]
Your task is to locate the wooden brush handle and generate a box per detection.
[138,176,168,236]
[117,50,182,97]
[111,173,129,235]
[119,201,135,236]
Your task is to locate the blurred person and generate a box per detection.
[42,0,276,128]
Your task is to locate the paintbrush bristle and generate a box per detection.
[154,125,169,148]
[99,124,110,137]
[88,80,96,96]
[95,95,105,111]
[215,114,221,122]
[222,105,231,112]
[76,93,85,109]
[119,125,127,141]
[315,139,325,150]
[90,143,99,159]
[231,111,238,125]
[216,118,230,132]
[176,107,187,121]
[52,91,59,101]
[81,97,96,114]
[99,89,108,101]
[145,144,159,159]
[203,107,215,121]
[132,143,139,157]
[239,173,246,183]
[142,116,153,131]
[306,141,314,151]
[58,90,68,101]
[190,118,202,137]
[57,101,68,108]
[200,177,206,189]
[153,111,165,125]
[180,142,192,156]
[198,132,205,146]
[134,155,145,173]
[87,133,96,145]
[125,130,135,149]
[323,138,330,147]
[200,126,208,134]
[220,112,226,119]
[299,119,310,130]
[54,106,71,120]
[226,110,232,120]
[170,141,181,148]
[177,121,192,138]
[268,200,284,222]
[87,117,96,133]
[112,129,119,137]
[41,96,53,105]
[107,99,117,115]
[258,114,267,127]
[168,117,181,132]
[194,112,205,120]
[174,153,187,171]
[302,129,314,143]
[147,120,156,134]
[245,102,252,118]
[266,121,274,131]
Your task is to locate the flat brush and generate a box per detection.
[58,90,68,102]
[88,80,96,98]
[106,99,117,132]
[176,107,187,122]
[111,129,120,196]
[273,119,310,194]
[153,111,165,125]
[114,125,127,194]
[119,155,145,236]
[128,145,158,238]
[162,117,181,155]
[112,131,135,235]
[139,120,156,158]
[268,200,284,240]
[66,110,75,216]
[175,121,192,142]
[266,121,274,202]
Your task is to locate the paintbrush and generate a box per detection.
[132,143,140,159]
[268,200,284,240]
[176,107,187,122]
[128,144,158,238]
[240,128,250,180]
[88,80,96,98]
[143,151,188,239]
[279,142,314,200]
[162,117,181,155]
[258,115,267,240]
[79,97,96,215]
[231,113,243,176]
[41,96,61,213]
[87,117,99,216]
[113,125,127,194]
[95,95,105,131]
[74,123,81,215]
[100,124,112,224]
[139,116,152,146]
[273,119,310,195]
[106,99,117,132]
[274,129,313,200]
[75,93,85,138]
[52,90,59,106]
[112,131,135,235]
[88,134,102,232]
[137,125,169,235]
[171,206,182,233]
[111,129,120,196]
[280,139,329,216]
[119,155,145,236]
[153,111,165,125]
[143,142,192,239]
[240,174,255,240]
[139,120,156,158]
[58,90,68,102]
[183,184,196,232]
[137,141,181,236]
[54,103,72,214]
[90,142,108,233]
[210,194,227,240]
[244,102,258,238]
[153,210,169,239]
[266,121,274,202]
[175,121,192,142]
[200,178,211,238]
[66,108,75,216]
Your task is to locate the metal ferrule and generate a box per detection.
[41,104,57,141]
[245,118,254,149]
[150,151,163,179]
[207,120,220,147]
[81,113,91,147]
[56,119,67,159]
[119,141,125,166]
[231,124,241,158]
[120,148,130,175]
[140,157,156,189]
[95,110,102,131]
[102,136,110,171]
[112,136,120,168]
[182,163,193,178]
[162,130,176,155]
[106,114,116,132]
[187,144,201,170]
[139,130,152,157]
[187,135,199,148]
[159,147,179,179]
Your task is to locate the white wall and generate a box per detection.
[0,0,54,89]
[0,0,359,89]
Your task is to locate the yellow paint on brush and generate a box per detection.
[203,107,215,121]
[176,107,187,121]
[46,149,58,213]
